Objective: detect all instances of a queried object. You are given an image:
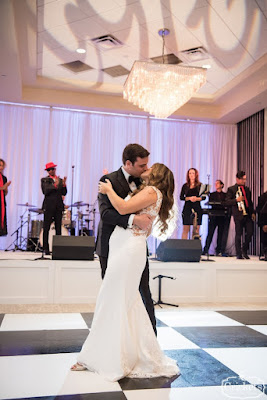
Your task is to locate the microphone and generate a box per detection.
[72,165,75,168]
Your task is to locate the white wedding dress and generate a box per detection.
[77,186,179,381]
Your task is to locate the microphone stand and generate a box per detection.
[71,165,74,235]
[202,174,215,262]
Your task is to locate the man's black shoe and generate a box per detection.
[44,250,51,255]
[236,255,244,260]
[242,252,250,260]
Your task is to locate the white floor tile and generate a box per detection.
[0,313,88,331]
[248,325,267,336]
[124,385,267,399]
[157,327,199,350]
[0,353,121,400]
[156,310,243,327]
[205,347,267,385]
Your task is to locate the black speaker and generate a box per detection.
[156,239,202,262]
[52,236,95,260]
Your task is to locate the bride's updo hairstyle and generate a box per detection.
[148,163,175,234]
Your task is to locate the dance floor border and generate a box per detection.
[1,251,267,305]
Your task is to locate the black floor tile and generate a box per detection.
[156,317,168,328]
[0,329,89,356]
[119,374,182,390]
[164,349,249,387]
[0,313,4,327]
[81,313,94,329]
[218,310,267,325]
[7,393,127,400]
[173,326,267,347]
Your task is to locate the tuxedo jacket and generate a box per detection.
[95,168,134,258]
[257,191,267,226]
[41,176,67,212]
[225,183,254,220]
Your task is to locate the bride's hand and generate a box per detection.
[98,179,112,194]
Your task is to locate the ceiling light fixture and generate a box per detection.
[123,29,207,119]
[76,48,86,54]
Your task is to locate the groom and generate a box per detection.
[95,143,157,335]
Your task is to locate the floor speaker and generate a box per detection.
[156,239,202,262]
[52,236,95,260]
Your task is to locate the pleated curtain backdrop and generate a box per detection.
[237,109,265,256]
[0,102,237,255]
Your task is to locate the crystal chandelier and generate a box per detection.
[123,29,207,119]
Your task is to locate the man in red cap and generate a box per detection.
[41,162,67,255]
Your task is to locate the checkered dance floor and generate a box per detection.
[1,310,267,399]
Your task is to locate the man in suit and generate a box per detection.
[257,191,267,261]
[203,179,230,256]
[95,143,157,334]
[225,171,255,259]
[41,162,67,255]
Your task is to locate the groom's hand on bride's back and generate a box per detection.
[133,214,152,231]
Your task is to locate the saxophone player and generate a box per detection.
[225,171,255,259]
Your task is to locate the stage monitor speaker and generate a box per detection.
[52,236,95,260]
[156,239,202,262]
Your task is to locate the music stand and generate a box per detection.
[153,275,178,308]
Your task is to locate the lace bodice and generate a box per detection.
[130,186,162,236]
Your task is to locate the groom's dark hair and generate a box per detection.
[122,144,150,165]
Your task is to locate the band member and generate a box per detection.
[180,168,203,239]
[41,162,67,255]
[257,191,267,261]
[203,180,230,256]
[225,171,255,259]
[0,159,11,236]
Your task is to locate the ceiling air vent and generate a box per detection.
[102,65,130,77]
[178,47,210,63]
[60,60,93,73]
[151,53,182,65]
[91,35,123,51]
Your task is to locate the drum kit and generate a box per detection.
[6,200,97,252]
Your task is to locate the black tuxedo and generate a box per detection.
[95,168,131,258]
[257,192,267,258]
[41,176,67,252]
[95,167,156,334]
[225,183,254,256]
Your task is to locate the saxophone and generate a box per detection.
[236,186,247,216]
[192,208,200,239]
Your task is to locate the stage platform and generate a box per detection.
[0,251,267,305]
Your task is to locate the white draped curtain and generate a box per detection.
[0,103,237,254]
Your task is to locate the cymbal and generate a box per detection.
[74,213,89,217]
[29,208,44,214]
[69,202,88,207]
[17,203,36,207]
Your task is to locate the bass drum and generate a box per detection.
[39,222,69,252]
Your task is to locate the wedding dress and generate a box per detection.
[77,186,179,381]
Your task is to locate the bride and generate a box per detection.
[71,163,180,381]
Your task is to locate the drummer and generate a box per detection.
[41,162,67,255]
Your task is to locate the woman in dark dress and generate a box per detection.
[0,159,11,236]
[180,168,202,239]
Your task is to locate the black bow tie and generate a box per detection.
[128,176,140,186]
